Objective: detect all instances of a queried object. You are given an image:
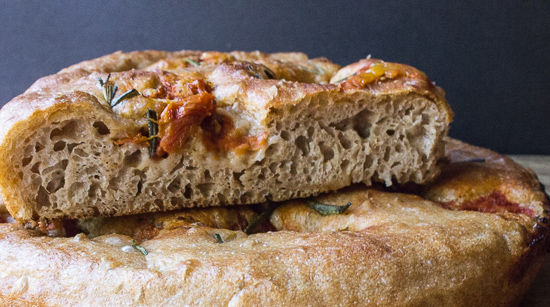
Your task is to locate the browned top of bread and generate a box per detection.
[1,139,547,306]
[0,50,451,156]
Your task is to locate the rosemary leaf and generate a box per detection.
[213,233,224,243]
[295,64,317,74]
[312,63,325,75]
[244,210,272,235]
[147,109,159,158]
[131,240,148,255]
[111,89,139,107]
[306,200,352,215]
[185,58,200,66]
[333,73,356,84]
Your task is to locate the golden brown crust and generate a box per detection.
[0,139,547,306]
[424,138,549,219]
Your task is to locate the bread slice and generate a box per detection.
[0,51,452,225]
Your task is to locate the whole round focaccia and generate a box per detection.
[0,139,548,306]
[0,50,452,226]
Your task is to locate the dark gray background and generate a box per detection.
[1,1,548,154]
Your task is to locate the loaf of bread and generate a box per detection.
[0,51,452,225]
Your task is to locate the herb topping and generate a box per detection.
[306,200,352,215]
[214,233,224,243]
[97,73,140,107]
[147,109,159,158]
[131,239,148,255]
[185,58,200,67]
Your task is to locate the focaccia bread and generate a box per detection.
[0,139,547,306]
[0,50,452,225]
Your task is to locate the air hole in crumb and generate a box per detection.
[383,147,391,162]
[91,207,100,216]
[341,160,350,170]
[170,157,185,174]
[123,150,142,167]
[365,156,374,169]
[31,162,41,174]
[88,183,99,197]
[204,170,213,181]
[74,148,89,157]
[217,193,227,203]
[53,141,66,152]
[295,136,309,156]
[319,142,335,161]
[154,199,164,211]
[46,177,65,194]
[167,177,181,194]
[170,197,183,207]
[50,121,79,140]
[136,180,143,196]
[35,142,45,152]
[22,156,32,167]
[35,186,51,211]
[386,129,395,136]
[337,133,352,149]
[266,143,281,155]
[290,162,297,176]
[307,126,315,138]
[240,192,253,203]
[197,183,214,197]
[280,130,291,141]
[233,172,244,186]
[353,109,372,139]
[183,184,192,198]
[93,121,111,135]
[67,142,82,153]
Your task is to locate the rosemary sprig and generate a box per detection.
[306,200,352,215]
[185,58,200,66]
[97,73,110,87]
[97,73,139,107]
[147,109,159,158]
[213,233,224,243]
[131,239,148,255]
[111,89,139,107]
[332,73,357,84]
[98,73,118,105]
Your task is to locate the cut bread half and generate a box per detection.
[0,51,452,225]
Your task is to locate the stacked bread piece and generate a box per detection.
[0,51,547,306]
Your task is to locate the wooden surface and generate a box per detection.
[509,155,550,307]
